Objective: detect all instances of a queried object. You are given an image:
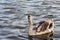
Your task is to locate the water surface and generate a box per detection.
[0,0,60,40]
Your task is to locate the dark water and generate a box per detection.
[0,0,60,40]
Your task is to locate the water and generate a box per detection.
[0,0,60,40]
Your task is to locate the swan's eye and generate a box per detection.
[49,23,52,29]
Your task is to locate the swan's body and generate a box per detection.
[33,20,54,33]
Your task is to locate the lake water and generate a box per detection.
[0,0,60,40]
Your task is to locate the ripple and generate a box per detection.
[42,2,48,5]
[53,31,60,38]
[54,18,60,21]
[6,36,20,40]
[0,31,13,36]
[0,3,11,5]
[42,14,58,18]
[18,35,28,39]
[7,36,17,39]
[4,11,15,13]
[3,7,16,9]
[55,25,60,26]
